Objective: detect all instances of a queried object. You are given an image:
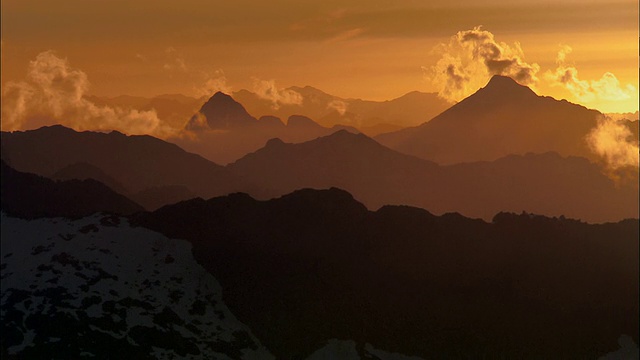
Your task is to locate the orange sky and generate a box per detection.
[1,0,638,113]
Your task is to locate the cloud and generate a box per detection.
[1,51,175,138]
[327,99,348,115]
[252,79,303,110]
[326,28,365,43]
[195,69,232,98]
[546,45,636,104]
[427,26,540,102]
[163,46,187,72]
[135,53,148,62]
[586,115,639,170]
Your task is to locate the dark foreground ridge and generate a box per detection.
[1,161,144,219]
[133,188,639,359]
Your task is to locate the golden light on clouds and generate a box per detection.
[1,51,174,137]
[1,0,638,113]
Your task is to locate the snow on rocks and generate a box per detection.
[0,213,273,359]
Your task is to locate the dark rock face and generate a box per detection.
[134,188,639,359]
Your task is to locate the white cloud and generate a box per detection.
[1,51,175,138]
[195,69,232,98]
[427,26,540,102]
[327,99,348,115]
[546,45,636,104]
[586,115,639,170]
[252,78,303,110]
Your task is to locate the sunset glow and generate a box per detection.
[2,0,638,115]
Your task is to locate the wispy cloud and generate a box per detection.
[326,28,365,43]
[163,46,187,72]
[194,69,232,98]
[426,26,540,102]
[545,45,636,105]
[327,99,348,115]
[1,51,175,138]
[252,78,303,110]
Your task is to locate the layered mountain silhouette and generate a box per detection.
[233,86,451,134]
[50,162,196,211]
[185,92,257,130]
[1,125,241,208]
[1,161,143,218]
[51,162,129,195]
[134,188,639,359]
[173,92,359,164]
[376,75,616,164]
[229,130,638,223]
[5,125,636,222]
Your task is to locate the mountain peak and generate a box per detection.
[265,137,286,148]
[481,75,536,97]
[185,92,256,131]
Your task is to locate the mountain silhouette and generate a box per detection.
[185,92,257,130]
[376,75,607,164]
[1,161,143,218]
[173,94,360,164]
[233,86,451,132]
[229,130,637,223]
[51,162,129,195]
[1,125,241,204]
[134,188,639,359]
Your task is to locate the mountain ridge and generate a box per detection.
[376,75,606,164]
[134,187,639,359]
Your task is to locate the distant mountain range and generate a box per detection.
[232,86,451,134]
[229,130,637,223]
[86,86,452,137]
[134,188,639,359]
[376,75,639,164]
[3,124,636,222]
[172,92,359,164]
[85,78,638,168]
[0,125,241,210]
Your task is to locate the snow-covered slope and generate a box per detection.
[0,213,273,359]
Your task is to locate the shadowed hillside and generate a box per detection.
[134,188,639,359]
[229,130,638,223]
[1,125,241,205]
[1,161,143,218]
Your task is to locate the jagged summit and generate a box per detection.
[265,137,286,147]
[478,75,537,98]
[186,91,257,131]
